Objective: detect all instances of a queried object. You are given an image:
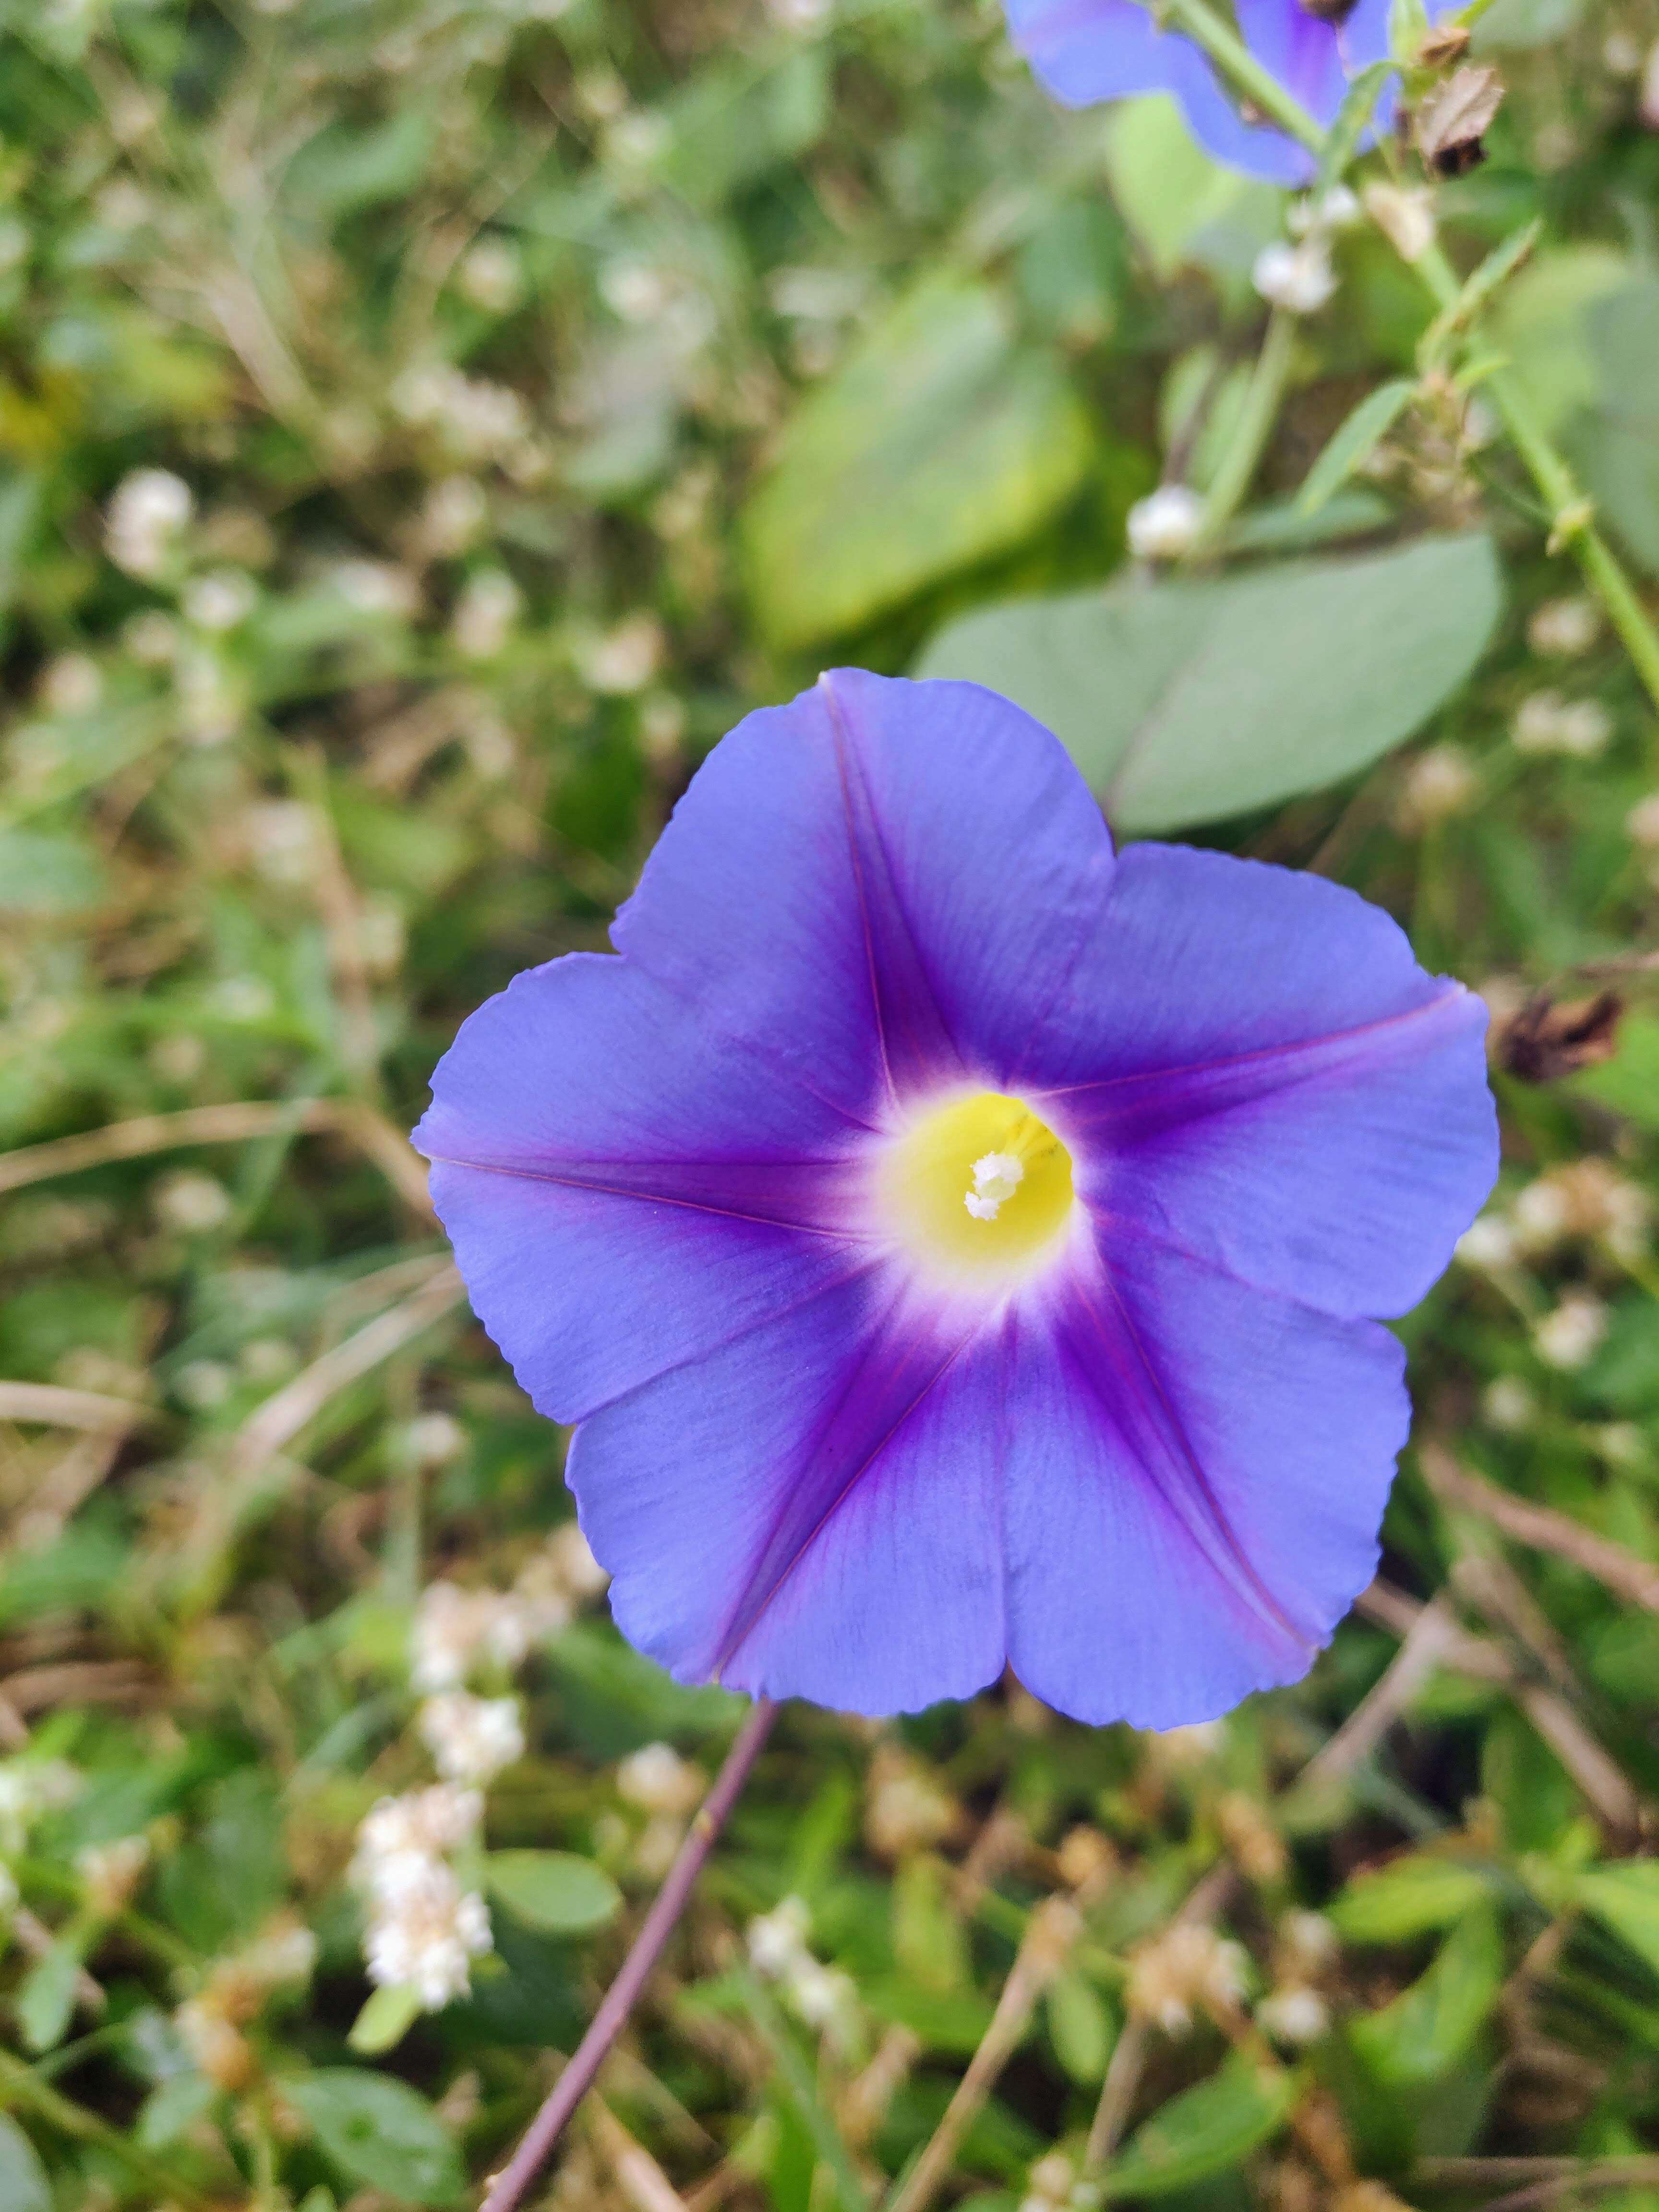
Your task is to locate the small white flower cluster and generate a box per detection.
[358,1530,611,2008]
[1256,1909,1336,2047]
[1020,2150,1079,2212]
[1459,1162,1648,1282]
[1396,744,1477,831]
[105,468,192,578]
[410,1523,606,1692]
[452,570,521,660]
[1528,596,1599,659]
[1512,689,1612,758]
[354,1784,492,2011]
[575,611,665,696]
[617,1740,705,1877]
[391,362,534,469]
[0,1755,82,1855]
[1254,190,1356,317]
[864,1743,960,1860]
[1125,1921,1249,2035]
[176,1912,317,2090]
[76,1834,150,1916]
[747,1896,859,2044]
[183,568,257,632]
[420,1692,526,1785]
[1535,1290,1609,1371]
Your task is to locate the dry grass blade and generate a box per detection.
[1354,1580,1647,1843]
[1421,1444,1659,1615]
[0,1383,151,1434]
[1300,1593,1462,1784]
[230,1261,464,1479]
[589,2098,692,2212]
[0,1100,433,1216]
[886,1895,1082,2212]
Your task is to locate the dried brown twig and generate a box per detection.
[0,1099,433,1216]
[885,1895,1083,2212]
[1420,1443,1659,1616]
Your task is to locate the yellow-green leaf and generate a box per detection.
[741,276,1094,649]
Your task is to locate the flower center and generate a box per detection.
[879,1090,1075,1284]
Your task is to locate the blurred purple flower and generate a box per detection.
[415,672,1494,1727]
[1005,0,1399,183]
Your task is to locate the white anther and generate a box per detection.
[964,1152,1024,1222]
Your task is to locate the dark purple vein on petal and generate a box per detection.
[423,1152,882,1241]
[818,672,966,1102]
[1059,1279,1317,1659]
[577,1251,891,1422]
[1037,988,1471,1113]
[709,1306,976,1680]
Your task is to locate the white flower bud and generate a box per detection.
[1126,484,1205,563]
[1252,237,1337,314]
[1363,181,1437,263]
[1535,1291,1608,1370]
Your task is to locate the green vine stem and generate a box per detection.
[1154,0,1659,716]
[1193,309,1299,552]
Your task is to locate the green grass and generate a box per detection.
[1,0,1659,2205]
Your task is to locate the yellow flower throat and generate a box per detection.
[881,1090,1075,1283]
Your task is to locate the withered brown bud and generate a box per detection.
[1417,21,1472,62]
[1499,990,1623,1082]
[1415,64,1505,176]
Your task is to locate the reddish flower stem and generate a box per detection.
[479,1697,779,2212]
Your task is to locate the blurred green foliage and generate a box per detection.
[1,0,1659,2206]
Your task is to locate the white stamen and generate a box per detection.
[964,1152,1024,1222]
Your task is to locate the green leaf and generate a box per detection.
[740,276,1094,649]
[1347,1907,1504,2085]
[737,1970,869,2212]
[915,533,1501,834]
[1316,61,1395,193]
[288,2069,464,2207]
[1329,1854,1498,1943]
[17,1935,83,2053]
[1571,280,1659,577]
[1470,0,1583,51]
[1575,1862,1659,1979]
[1419,221,1543,367]
[0,2114,50,2212]
[136,2070,219,2149]
[1296,381,1417,516]
[0,828,108,915]
[1105,97,1281,285]
[656,49,829,208]
[1489,246,1631,435]
[486,1849,622,1935]
[1047,1970,1111,2084]
[1102,2053,1296,2198]
[285,105,437,219]
[347,1980,424,2055]
[1571,1014,1659,1131]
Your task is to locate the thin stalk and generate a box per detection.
[479,1698,779,2212]
[1158,0,1323,153]
[1192,311,1298,553]
[1149,0,1659,717]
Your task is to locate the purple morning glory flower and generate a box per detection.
[414,673,1495,1728]
[1005,0,1398,184]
